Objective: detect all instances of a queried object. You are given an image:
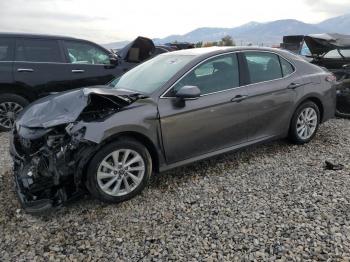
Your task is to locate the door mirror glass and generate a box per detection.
[109,54,119,65]
[175,85,201,99]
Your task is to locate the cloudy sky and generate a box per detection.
[0,0,349,43]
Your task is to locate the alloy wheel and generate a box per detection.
[296,107,318,140]
[96,149,145,196]
[0,102,23,129]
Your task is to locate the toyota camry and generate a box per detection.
[10,47,336,214]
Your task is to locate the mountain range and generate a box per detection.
[103,13,350,48]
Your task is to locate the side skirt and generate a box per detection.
[159,135,282,172]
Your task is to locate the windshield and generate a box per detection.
[111,54,195,94]
[324,49,350,59]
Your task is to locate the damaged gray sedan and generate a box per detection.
[10,47,336,214]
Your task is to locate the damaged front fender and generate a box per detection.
[11,87,148,214]
[16,87,138,129]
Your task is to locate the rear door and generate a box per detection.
[13,38,72,97]
[158,53,252,164]
[61,40,122,88]
[239,51,297,141]
[0,37,15,91]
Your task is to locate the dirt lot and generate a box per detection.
[1,118,350,261]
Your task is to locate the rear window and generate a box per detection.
[280,57,295,76]
[16,39,63,63]
[0,38,14,61]
[244,52,283,84]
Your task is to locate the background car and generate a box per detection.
[281,33,350,118]
[11,47,336,214]
[0,34,170,131]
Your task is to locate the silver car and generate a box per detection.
[10,47,336,214]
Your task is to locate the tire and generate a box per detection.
[86,138,152,204]
[0,93,29,132]
[289,101,320,144]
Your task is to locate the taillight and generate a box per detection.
[325,74,337,82]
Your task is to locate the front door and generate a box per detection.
[61,40,121,88]
[158,53,251,164]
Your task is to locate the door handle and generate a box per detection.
[17,68,34,72]
[72,69,85,73]
[287,82,303,89]
[231,95,248,102]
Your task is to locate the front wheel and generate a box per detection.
[289,101,320,144]
[86,138,152,203]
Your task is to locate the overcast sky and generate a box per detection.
[0,0,349,43]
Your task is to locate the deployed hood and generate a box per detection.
[16,87,139,129]
[118,36,155,62]
[304,33,350,56]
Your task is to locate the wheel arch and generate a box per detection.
[0,85,37,102]
[294,95,324,122]
[98,131,161,173]
[287,95,324,136]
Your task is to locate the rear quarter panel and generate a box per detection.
[292,59,336,122]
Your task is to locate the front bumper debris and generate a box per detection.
[9,126,91,215]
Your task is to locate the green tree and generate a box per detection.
[219,35,235,46]
[195,41,203,48]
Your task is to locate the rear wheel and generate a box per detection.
[289,101,320,144]
[0,94,29,131]
[86,138,152,203]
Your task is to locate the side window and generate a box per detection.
[244,52,282,84]
[0,38,14,61]
[280,57,295,77]
[300,42,311,56]
[172,54,239,95]
[324,49,343,59]
[64,41,110,65]
[16,39,63,62]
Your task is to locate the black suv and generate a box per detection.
[0,33,158,131]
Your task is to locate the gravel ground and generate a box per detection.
[1,118,350,261]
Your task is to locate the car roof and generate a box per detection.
[0,32,82,41]
[161,46,293,58]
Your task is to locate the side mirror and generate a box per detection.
[109,54,119,66]
[175,86,201,100]
[343,64,350,69]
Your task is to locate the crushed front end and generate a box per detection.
[9,87,140,214]
[10,124,93,214]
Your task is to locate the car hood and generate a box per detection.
[16,86,142,129]
[304,33,350,56]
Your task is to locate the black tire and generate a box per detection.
[0,93,29,132]
[289,101,320,144]
[86,138,152,204]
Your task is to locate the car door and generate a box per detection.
[62,40,121,88]
[0,37,15,91]
[158,53,252,164]
[240,51,297,141]
[13,38,72,97]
